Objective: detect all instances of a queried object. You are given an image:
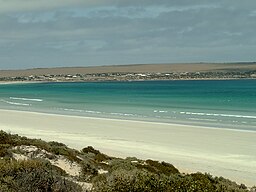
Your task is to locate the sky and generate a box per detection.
[0,0,256,69]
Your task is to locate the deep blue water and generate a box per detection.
[0,80,256,130]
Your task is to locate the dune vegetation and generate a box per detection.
[0,130,255,192]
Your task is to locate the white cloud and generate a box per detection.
[249,10,256,16]
[0,0,99,13]
[14,12,55,23]
[0,0,220,14]
[0,0,256,69]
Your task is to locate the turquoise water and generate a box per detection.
[0,80,256,131]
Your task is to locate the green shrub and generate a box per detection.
[136,159,179,176]
[0,130,81,163]
[109,158,137,172]
[92,169,172,192]
[82,146,100,155]
[94,153,110,162]
[0,144,12,158]
[214,176,249,192]
[48,141,67,147]
[92,168,249,192]
[79,160,98,181]
[0,159,82,192]
[250,186,256,192]
[82,146,111,162]
[0,130,251,192]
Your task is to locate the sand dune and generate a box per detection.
[0,109,255,186]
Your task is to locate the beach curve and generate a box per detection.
[0,109,255,186]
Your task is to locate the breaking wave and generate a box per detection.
[180,111,256,119]
[0,99,31,106]
[9,97,43,102]
[59,108,137,117]
[61,108,102,114]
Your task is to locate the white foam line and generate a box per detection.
[1,100,31,106]
[85,110,102,114]
[10,97,43,102]
[189,118,218,122]
[61,108,135,116]
[60,108,102,114]
[110,112,135,116]
[63,108,83,112]
[180,111,256,119]
[154,110,168,113]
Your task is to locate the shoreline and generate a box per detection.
[0,78,256,85]
[0,81,47,85]
[0,108,255,134]
[0,109,255,186]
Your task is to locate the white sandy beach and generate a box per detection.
[0,109,255,186]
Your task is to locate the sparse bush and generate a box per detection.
[92,169,172,192]
[214,176,250,192]
[0,144,12,158]
[136,159,179,176]
[79,160,98,182]
[82,146,111,162]
[92,168,249,192]
[94,153,110,162]
[0,131,251,192]
[0,130,81,163]
[48,141,67,147]
[82,146,100,155]
[250,186,256,192]
[109,158,137,172]
[0,159,82,192]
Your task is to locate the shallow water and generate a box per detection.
[0,80,256,131]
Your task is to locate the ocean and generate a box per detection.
[0,80,255,131]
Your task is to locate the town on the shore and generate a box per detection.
[1,70,256,82]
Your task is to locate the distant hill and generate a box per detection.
[1,63,256,78]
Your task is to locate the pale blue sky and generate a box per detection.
[0,0,256,69]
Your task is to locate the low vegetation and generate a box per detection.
[0,130,255,191]
[0,159,82,192]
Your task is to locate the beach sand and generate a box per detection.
[0,109,255,186]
